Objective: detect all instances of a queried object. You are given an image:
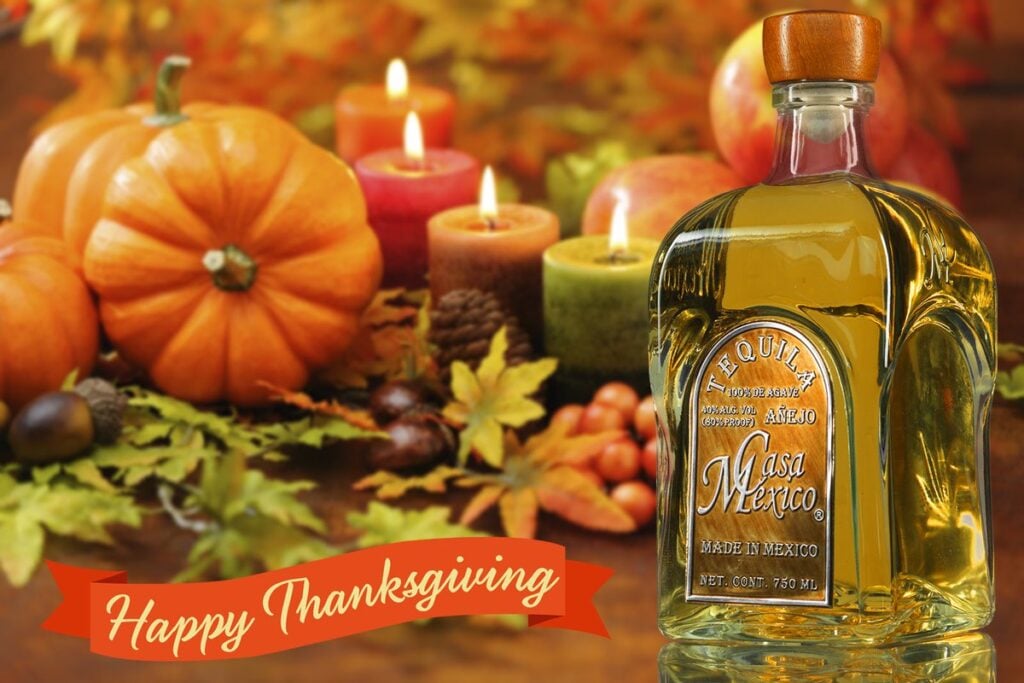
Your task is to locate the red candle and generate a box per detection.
[428,167,560,343]
[335,59,455,164]
[355,113,479,289]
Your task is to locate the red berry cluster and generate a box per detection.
[551,382,658,529]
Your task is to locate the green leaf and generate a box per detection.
[0,514,45,587]
[32,464,61,486]
[0,479,142,587]
[60,369,80,390]
[996,365,1024,400]
[64,458,117,493]
[295,417,384,448]
[544,141,638,237]
[224,471,326,534]
[347,502,485,549]
[91,441,214,486]
[31,486,142,545]
[174,517,336,582]
[127,388,239,443]
[127,422,176,447]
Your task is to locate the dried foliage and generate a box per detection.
[16,0,990,185]
[356,420,635,539]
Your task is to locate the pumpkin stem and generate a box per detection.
[203,245,257,292]
[145,55,192,127]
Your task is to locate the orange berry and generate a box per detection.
[634,396,657,441]
[551,403,585,435]
[593,382,640,422]
[595,439,641,483]
[611,481,656,528]
[641,438,658,480]
[579,402,627,434]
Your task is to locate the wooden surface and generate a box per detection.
[2,21,1024,682]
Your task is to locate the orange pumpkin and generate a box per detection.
[0,206,99,411]
[82,110,383,406]
[12,56,269,261]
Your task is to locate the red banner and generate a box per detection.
[42,537,612,661]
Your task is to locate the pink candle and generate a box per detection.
[354,113,479,289]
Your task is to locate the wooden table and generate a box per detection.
[2,32,1023,682]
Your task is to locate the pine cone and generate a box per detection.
[430,289,534,380]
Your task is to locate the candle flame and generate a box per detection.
[403,111,425,162]
[386,58,409,100]
[609,190,630,254]
[479,166,499,221]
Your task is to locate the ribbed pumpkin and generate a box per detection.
[82,111,382,406]
[12,56,256,261]
[0,205,99,411]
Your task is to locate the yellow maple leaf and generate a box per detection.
[442,327,557,468]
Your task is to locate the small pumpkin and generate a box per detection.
[0,203,99,411]
[12,56,285,261]
[83,111,383,406]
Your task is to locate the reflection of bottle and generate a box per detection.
[650,11,995,642]
[657,632,995,682]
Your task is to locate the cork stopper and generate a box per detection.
[763,11,881,84]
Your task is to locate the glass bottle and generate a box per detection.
[650,11,995,643]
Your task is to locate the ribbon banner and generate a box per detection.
[42,537,612,661]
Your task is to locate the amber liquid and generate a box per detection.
[658,632,995,682]
[651,175,995,643]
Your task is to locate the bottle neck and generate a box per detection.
[766,81,876,184]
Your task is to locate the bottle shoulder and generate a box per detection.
[651,174,995,356]
[655,174,994,292]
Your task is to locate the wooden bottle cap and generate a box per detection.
[763,11,881,84]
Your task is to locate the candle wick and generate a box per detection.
[603,248,638,265]
[485,217,497,231]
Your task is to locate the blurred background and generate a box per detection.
[1,0,1021,333]
[1,0,1022,680]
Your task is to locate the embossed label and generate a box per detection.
[686,321,834,606]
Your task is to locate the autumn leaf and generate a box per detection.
[452,425,634,538]
[442,327,557,467]
[498,487,538,539]
[354,419,633,539]
[320,289,435,389]
[354,466,463,500]
[260,383,380,432]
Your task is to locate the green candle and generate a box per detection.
[542,204,657,399]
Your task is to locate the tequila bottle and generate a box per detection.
[650,11,995,643]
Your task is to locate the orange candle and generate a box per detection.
[428,167,560,343]
[335,59,455,163]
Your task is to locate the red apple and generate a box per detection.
[887,125,963,209]
[581,155,742,241]
[710,20,909,183]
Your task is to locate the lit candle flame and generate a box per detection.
[609,190,630,254]
[386,58,409,101]
[479,166,499,222]
[403,111,425,162]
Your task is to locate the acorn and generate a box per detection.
[367,415,454,471]
[74,378,127,444]
[8,392,96,465]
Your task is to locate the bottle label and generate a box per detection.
[685,320,834,606]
